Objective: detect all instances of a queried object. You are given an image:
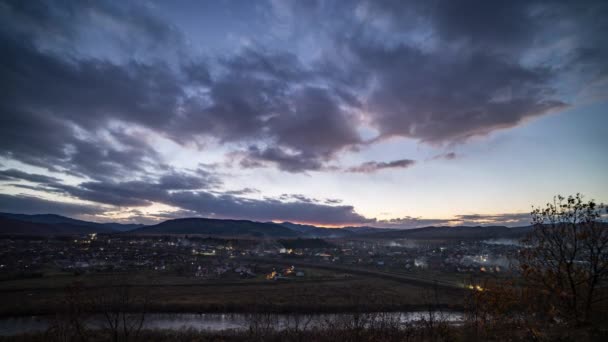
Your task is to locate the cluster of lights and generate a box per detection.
[467,284,484,292]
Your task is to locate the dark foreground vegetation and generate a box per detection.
[2,313,607,342]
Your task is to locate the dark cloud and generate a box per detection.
[267,87,361,158]
[279,194,318,203]
[0,193,105,217]
[178,53,362,171]
[432,152,457,160]
[0,169,61,184]
[2,0,604,179]
[347,159,416,173]
[234,146,325,173]
[454,213,531,226]
[353,43,567,144]
[0,0,183,55]
[42,179,371,225]
[165,191,372,225]
[0,168,372,225]
[220,188,260,196]
[157,168,221,190]
[1,16,355,176]
[376,212,532,229]
[376,216,455,229]
[283,0,604,144]
[45,168,219,207]
[0,0,605,225]
[0,27,175,179]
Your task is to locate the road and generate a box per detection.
[244,257,466,291]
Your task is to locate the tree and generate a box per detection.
[92,277,149,342]
[520,194,608,326]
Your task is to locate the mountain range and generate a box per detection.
[359,225,533,240]
[0,212,534,240]
[131,217,298,238]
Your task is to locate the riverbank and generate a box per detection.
[0,274,465,318]
[0,311,465,336]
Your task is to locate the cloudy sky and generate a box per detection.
[0,0,606,228]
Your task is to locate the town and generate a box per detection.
[0,233,519,284]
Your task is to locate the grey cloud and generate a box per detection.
[0,0,183,56]
[278,0,603,144]
[220,188,260,196]
[0,193,105,217]
[157,168,221,190]
[49,182,154,207]
[0,169,61,184]
[347,159,416,173]
[376,216,455,229]
[375,212,532,229]
[354,43,567,144]
[268,87,361,158]
[279,194,318,203]
[38,176,373,225]
[0,0,606,228]
[455,213,532,226]
[166,191,372,225]
[48,169,220,207]
[0,28,176,179]
[1,27,359,175]
[223,85,364,172]
[432,152,457,160]
[3,0,602,179]
[0,165,374,225]
[234,146,325,173]
[179,54,362,172]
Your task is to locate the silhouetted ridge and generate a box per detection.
[132,217,298,237]
[361,225,533,240]
[0,212,142,234]
[0,216,114,235]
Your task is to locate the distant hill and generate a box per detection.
[362,225,533,240]
[279,222,394,237]
[0,216,114,235]
[0,213,141,235]
[0,212,537,240]
[100,222,145,232]
[341,226,393,234]
[0,213,99,226]
[132,218,299,238]
[279,222,354,238]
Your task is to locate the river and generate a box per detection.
[0,311,463,336]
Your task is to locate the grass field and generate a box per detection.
[0,268,465,316]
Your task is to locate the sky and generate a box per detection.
[0,0,607,228]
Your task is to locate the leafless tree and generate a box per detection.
[91,278,149,342]
[45,281,90,342]
[521,194,608,326]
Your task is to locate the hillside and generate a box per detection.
[0,216,114,235]
[363,225,533,240]
[132,218,299,238]
[0,212,140,234]
[341,226,393,234]
[0,212,537,239]
[279,222,354,238]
